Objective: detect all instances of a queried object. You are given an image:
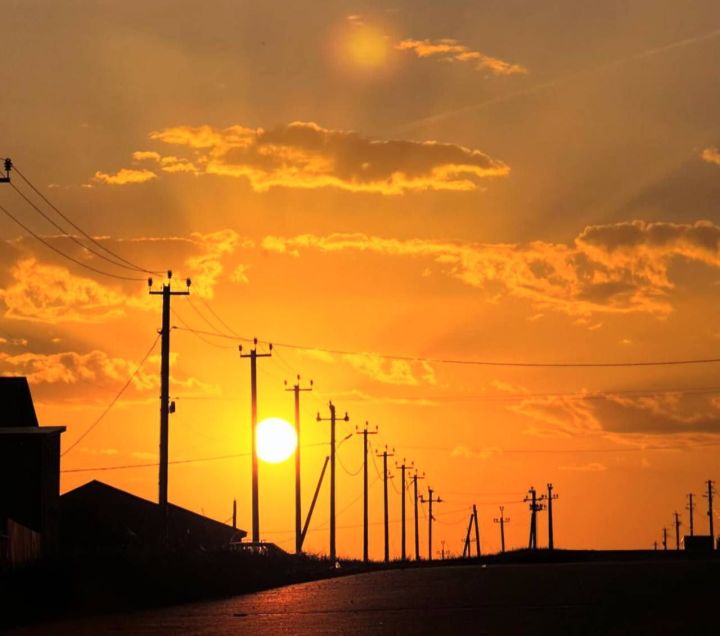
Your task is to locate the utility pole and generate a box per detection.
[356,422,377,562]
[0,158,11,183]
[239,338,272,544]
[232,499,237,530]
[440,540,446,560]
[377,446,395,562]
[546,483,558,550]
[149,272,190,530]
[412,470,424,560]
[493,506,510,553]
[704,479,715,547]
[673,512,682,550]
[396,458,413,561]
[653,541,658,551]
[463,509,474,558]
[687,493,695,537]
[473,504,480,557]
[524,487,545,550]
[317,402,349,562]
[662,527,668,551]
[285,375,313,554]
[420,487,442,561]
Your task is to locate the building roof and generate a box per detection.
[61,480,247,553]
[0,377,39,427]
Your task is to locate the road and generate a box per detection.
[11,559,719,634]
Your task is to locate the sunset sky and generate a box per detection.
[2,0,720,558]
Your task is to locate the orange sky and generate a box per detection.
[2,1,720,558]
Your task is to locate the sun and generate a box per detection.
[256,417,298,464]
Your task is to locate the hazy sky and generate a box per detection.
[2,0,720,557]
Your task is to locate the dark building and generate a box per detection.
[61,480,246,553]
[0,377,65,563]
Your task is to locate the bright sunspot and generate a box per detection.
[256,417,297,464]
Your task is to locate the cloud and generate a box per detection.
[450,445,503,460]
[342,353,436,386]
[98,121,509,195]
[94,168,157,185]
[701,147,720,165]
[558,462,607,472]
[396,38,527,76]
[512,391,720,438]
[261,219,720,316]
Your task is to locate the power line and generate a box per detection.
[0,202,145,281]
[12,164,161,275]
[169,326,720,369]
[61,334,161,457]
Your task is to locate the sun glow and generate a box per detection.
[256,417,298,464]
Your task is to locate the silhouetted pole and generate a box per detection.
[687,493,695,537]
[463,510,474,558]
[0,158,11,183]
[493,506,510,553]
[149,272,190,529]
[397,458,412,561]
[662,527,668,550]
[285,375,313,554]
[653,541,658,551]
[300,456,330,549]
[356,422,377,562]
[317,402,349,562]
[440,540,446,560]
[232,499,237,530]
[524,487,545,550]
[377,446,395,562]
[239,338,272,543]
[412,470,424,560]
[546,483,558,550]
[420,487,442,561]
[704,479,715,546]
[673,512,681,550]
[472,504,481,556]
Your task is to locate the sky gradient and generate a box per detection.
[2,0,720,558]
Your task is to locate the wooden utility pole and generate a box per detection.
[673,512,682,550]
[546,483,558,550]
[473,504,480,557]
[285,375,313,554]
[377,446,395,562]
[420,487,442,561]
[524,487,545,550]
[317,402,349,562]
[149,272,190,531]
[356,422,377,562]
[412,470,424,560]
[463,509,474,558]
[232,499,237,530]
[493,506,510,553]
[704,479,715,546]
[396,459,413,561]
[239,338,272,544]
[687,493,695,537]
[662,527,668,551]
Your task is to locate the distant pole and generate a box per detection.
[704,479,715,546]
[463,510,474,558]
[412,470,424,560]
[493,506,510,553]
[653,541,658,551]
[524,487,545,550]
[546,483,558,550]
[239,338,272,543]
[397,459,412,561]
[149,272,190,531]
[687,493,695,537]
[356,422,377,562]
[377,446,395,562]
[472,504,481,557]
[285,375,313,554]
[232,499,237,530]
[420,487,442,561]
[673,512,681,550]
[440,540,446,560]
[662,527,668,551]
[317,402,349,561]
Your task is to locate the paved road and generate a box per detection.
[11,560,720,634]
